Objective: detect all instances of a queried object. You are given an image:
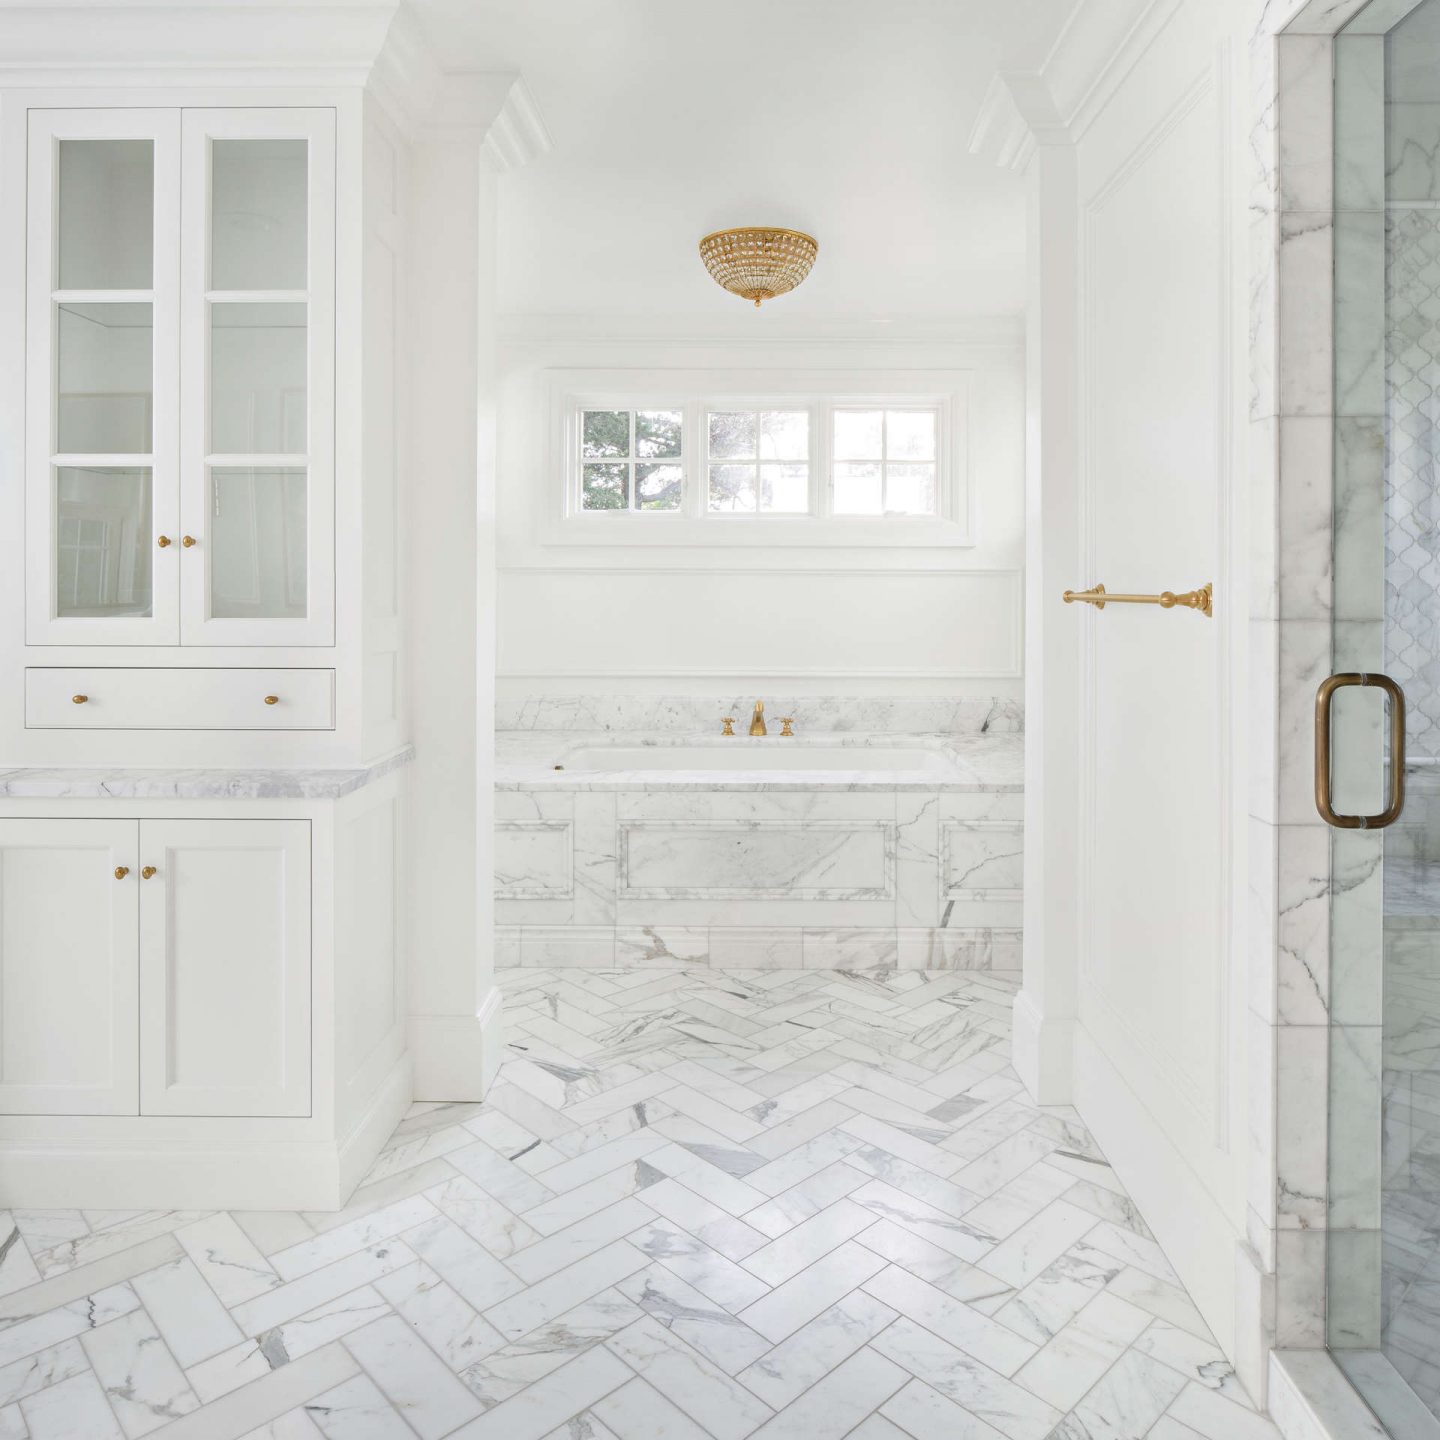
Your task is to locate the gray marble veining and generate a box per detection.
[0,746,414,801]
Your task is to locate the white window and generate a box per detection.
[707,409,810,513]
[552,369,972,546]
[832,408,938,516]
[580,408,684,511]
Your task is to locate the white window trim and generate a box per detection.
[545,367,974,548]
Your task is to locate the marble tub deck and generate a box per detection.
[496,733,1024,793]
[0,966,1279,1440]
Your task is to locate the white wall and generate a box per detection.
[495,330,1026,699]
[985,0,1265,1385]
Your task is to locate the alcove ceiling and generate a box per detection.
[412,0,1082,327]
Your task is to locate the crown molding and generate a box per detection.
[969,0,1195,168]
[0,3,398,79]
[483,77,554,173]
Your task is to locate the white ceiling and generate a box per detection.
[412,0,1079,328]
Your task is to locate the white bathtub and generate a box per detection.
[557,738,955,774]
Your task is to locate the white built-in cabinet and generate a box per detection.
[0,817,310,1118]
[26,108,335,649]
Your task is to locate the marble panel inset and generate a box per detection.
[619,821,896,901]
[494,822,572,901]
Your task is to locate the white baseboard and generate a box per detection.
[0,1138,346,1211]
[1072,1022,1243,1361]
[1011,988,1074,1104]
[409,987,505,1102]
[336,1053,413,1204]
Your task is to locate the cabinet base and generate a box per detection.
[0,1055,413,1212]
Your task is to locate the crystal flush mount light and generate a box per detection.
[698,227,819,308]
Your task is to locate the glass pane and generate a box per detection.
[886,463,937,515]
[210,139,308,291]
[582,463,627,510]
[636,463,682,511]
[210,302,306,454]
[709,463,756,512]
[56,302,152,453]
[888,410,936,460]
[582,411,629,459]
[834,409,882,460]
[761,411,809,461]
[834,461,882,515]
[636,410,682,459]
[709,412,756,459]
[58,140,153,291]
[760,463,808,514]
[54,466,152,618]
[1328,9,1440,1429]
[209,467,307,619]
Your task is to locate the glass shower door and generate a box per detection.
[1327,2,1440,1427]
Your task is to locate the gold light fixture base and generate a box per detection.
[699,227,818,307]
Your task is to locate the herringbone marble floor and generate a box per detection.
[0,967,1282,1440]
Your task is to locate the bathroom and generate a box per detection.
[0,0,1432,1437]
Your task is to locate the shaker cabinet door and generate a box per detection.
[0,820,139,1115]
[139,818,311,1117]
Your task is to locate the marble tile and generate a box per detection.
[340,1314,483,1438]
[1278,34,1333,213]
[744,1346,907,1440]
[19,1370,126,1440]
[1278,211,1334,417]
[604,1315,773,1440]
[615,928,710,966]
[80,1306,200,1436]
[616,1263,772,1375]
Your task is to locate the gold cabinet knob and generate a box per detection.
[114,866,129,880]
[779,717,795,736]
[721,717,736,736]
[263,695,279,706]
[182,535,196,548]
[157,535,171,548]
[141,866,156,879]
[72,694,88,704]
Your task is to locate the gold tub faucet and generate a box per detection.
[750,701,767,736]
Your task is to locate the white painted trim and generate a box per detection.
[409,987,504,1102]
[1073,1019,1243,1357]
[1011,988,1074,1104]
[336,1051,412,1201]
[483,77,554,173]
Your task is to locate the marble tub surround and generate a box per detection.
[497,731,1024,793]
[0,745,415,800]
[495,693,1025,736]
[0,965,1280,1440]
[497,736,1022,971]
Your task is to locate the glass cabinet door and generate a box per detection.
[179,110,335,646]
[25,111,180,644]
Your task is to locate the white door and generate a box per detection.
[179,109,335,647]
[139,818,310,1116]
[0,820,139,1115]
[26,109,181,646]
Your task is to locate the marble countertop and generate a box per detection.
[0,746,414,800]
[496,731,1023,792]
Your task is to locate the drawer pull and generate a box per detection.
[71,694,88,704]
[182,535,196,548]
[141,866,156,879]
[264,695,280,706]
[114,866,129,880]
[157,535,171,548]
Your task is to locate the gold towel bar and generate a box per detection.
[1063,582,1213,617]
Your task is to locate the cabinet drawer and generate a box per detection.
[26,669,335,730]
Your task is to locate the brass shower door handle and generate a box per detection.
[1315,673,1406,829]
